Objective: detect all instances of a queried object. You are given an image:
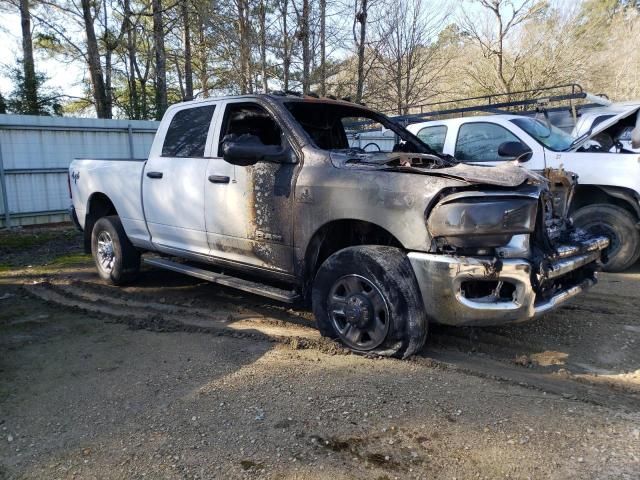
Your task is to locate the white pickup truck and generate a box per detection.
[407,111,640,271]
[68,94,608,358]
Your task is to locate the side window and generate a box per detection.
[417,125,447,154]
[455,122,522,162]
[162,104,216,158]
[218,103,283,156]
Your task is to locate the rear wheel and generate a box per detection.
[91,215,141,285]
[312,246,427,358]
[572,204,640,272]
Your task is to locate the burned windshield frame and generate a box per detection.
[282,100,435,155]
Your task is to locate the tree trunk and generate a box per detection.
[319,0,326,96]
[259,0,268,92]
[182,0,194,100]
[175,54,185,99]
[355,0,367,103]
[152,0,168,119]
[301,0,310,93]
[81,0,110,118]
[196,19,210,97]
[237,0,250,94]
[102,0,113,117]
[281,0,290,91]
[124,0,139,119]
[19,0,39,114]
[496,11,509,94]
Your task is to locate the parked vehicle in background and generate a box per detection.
[407,113,640,271]
[69,94,608,357]
[572,101,640,153]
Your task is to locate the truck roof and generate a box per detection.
[166,92,374,112]
[405,115,525,133]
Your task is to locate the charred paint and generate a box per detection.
[245,160,296,270]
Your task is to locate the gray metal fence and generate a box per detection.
[0,114,159,228]
[347,129,397,151]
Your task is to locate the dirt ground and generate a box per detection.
[1,226,639,480]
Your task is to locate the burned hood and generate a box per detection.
[427,162,547,187]
[331,150,546,188]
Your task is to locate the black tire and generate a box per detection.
[572,204,640,272]
[91,215,141,285]
[312,246,427,358]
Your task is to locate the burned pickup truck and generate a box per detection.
[68,94,608,358]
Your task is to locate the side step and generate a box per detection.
[143,257,300,303]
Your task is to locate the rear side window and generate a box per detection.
[455,122,521,162]
[416,125,447,153]
[162,105,216,157]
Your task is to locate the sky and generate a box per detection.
[0,0,570,104]
[0,11,85,98]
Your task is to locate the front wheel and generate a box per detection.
[572,204,640,272]
[91,215,141,285]
[312,246,427,358]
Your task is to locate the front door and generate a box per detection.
[142,103,217,255]
[204,100,298,274]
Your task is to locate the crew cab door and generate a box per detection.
[142,102,218,255]
[204,100,298,274]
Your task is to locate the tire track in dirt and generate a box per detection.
[24,282,337,351]
[23,279,640,412]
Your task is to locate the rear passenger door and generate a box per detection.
[142,102,218,255]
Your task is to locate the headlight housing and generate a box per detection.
[427,196,538,248]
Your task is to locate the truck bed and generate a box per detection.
[69,158,152,249]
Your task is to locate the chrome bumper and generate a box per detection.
[407,236,609,327]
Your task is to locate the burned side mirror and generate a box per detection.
[498,141,532,162]
[221,134,291,166]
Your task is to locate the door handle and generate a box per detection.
[146,171,163,179]
[208,175,230,184]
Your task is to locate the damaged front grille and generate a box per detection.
[539,168,578,244]
[529,168,607,299]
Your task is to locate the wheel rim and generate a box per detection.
[327,274,390,351]
[96,231,116,273]
[578,220,620,261]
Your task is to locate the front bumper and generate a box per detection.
[407,236,609,327]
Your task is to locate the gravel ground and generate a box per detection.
[1,226,639,479]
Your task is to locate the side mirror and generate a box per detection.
[498,141,532,162]
[221,134,291,166]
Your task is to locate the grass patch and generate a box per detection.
[0,231,59,250]
[49,253,92,266]
[0,264,12,273]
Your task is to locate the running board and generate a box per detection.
[143,258,300,303]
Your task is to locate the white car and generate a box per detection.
[407,111,640,271]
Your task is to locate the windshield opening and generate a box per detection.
[510,117,574,151]
[283,101,434,155]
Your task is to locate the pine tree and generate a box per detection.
[6,62,62,116]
